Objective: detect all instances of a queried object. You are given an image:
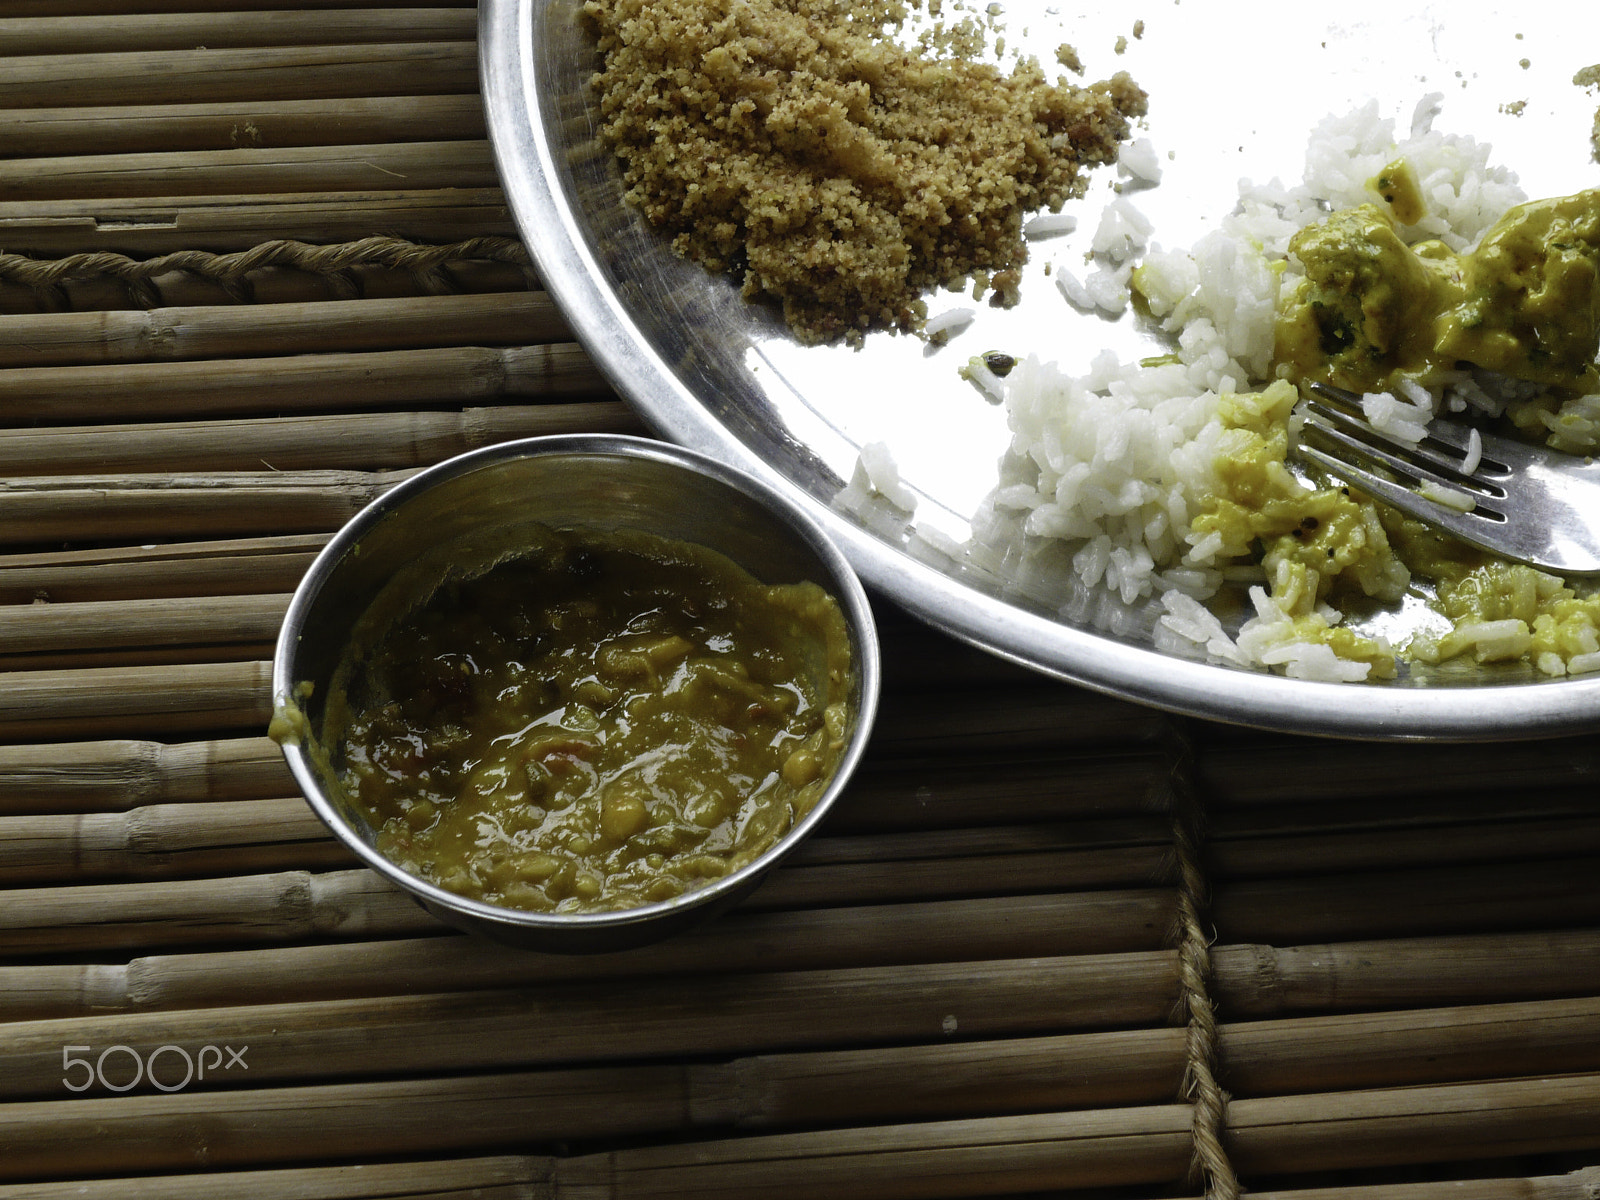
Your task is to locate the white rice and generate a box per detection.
[989,95,1532,681]
[1024,211,1078,239]
[924,306,976,338]
[1117,137,1163,184]
[856,440,918,512]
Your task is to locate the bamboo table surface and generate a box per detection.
[3,4,1600,1199]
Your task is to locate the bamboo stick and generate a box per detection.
[0,642,280,674]
[1211,930,1600,1017]
[0,796,353,884]
[7,842,1599,960]
[0,189,518,255]
[1220,995,1600,1099]
[0,593,289,656]
[0,868,432,957]
[0,344,610,424]
[789,816,1172,866]
[0,402,642,477]
[833,751,1172,832]
[0,890,1179,1018]
[748,845,1175,911]
[1197,736,1600,805]
[0,95,486,159]
[0,535,327,604]
[1208,816,1600,880]
[0,951,1186,1097]
[0,470,414,548]
[1211,857,1600,944]
[0,659,273,740]
[1240,1170,1600,1200]
[0,140,500,203]
[1228,1075,1600,1178]
[0,1156,553,1200]
[5,919,1595,1026]
[870,684,1167,757]
[0,1072,661,1182]
[0,736,291,811]
[0,43,480,109]
[0,9,478,55]
[0,0,480,13]
[0,291,568,369]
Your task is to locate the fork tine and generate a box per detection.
[1298,402,1507,506]
[1305,380,1524,474]
[1293,441,1512,556]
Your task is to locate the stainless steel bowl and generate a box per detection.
[272,434,880,951]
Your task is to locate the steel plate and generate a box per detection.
[480,0,1600,739]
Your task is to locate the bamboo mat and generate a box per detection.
[3,5,1600,1199]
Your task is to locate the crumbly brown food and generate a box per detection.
[582,0,1146,343]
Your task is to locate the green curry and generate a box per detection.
[1277,178,1600,395]
[324,526,855,913]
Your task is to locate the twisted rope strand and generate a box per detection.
[1166,718,1241,1200]
[0,236,533,308]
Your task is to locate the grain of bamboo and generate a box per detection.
[0,890,1179,1017]
[0,9,478,55]
[0,868,431,958]
[10,1163,1597,1200]
[0,344,607,425]
[749,846,1176,910]
[5,923,1595,1025]
[0,951,1186,1098]
[0,140,500,203]
[0,535,326,604]
[0,1071,669,1181]
[1241,1170,1600,1200]
[0,1155,549,1200]
[0,797,350,884]
[0,660,272,740]
[6,849,1598,961]
[0,593,288,656]
[869,684,1167,755]
[0,0,478,14]
[1227,1075,1600,1177]
[0,736,290,812]
[1198,736,1600,804]
[0,95,486,159]
[1211,930,1600,1016]
[1207,816,1600,880]
[0,402,641,476]
[0,291,567,369]
[0,189,518,255]
[0,470,414,547]
[0,43,479,109]
[828,751,1172,832]
[1211,857,1600,944]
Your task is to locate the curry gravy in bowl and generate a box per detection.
[328,525,855,915]
[271,435,878,951]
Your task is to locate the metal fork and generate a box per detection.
[1292,381,1600,576]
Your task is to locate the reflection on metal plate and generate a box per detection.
[481,0,1600,738]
